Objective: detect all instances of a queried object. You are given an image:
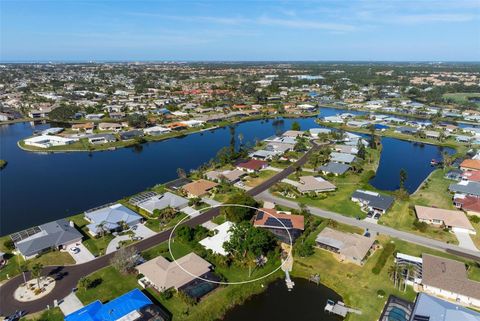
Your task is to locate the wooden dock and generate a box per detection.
[324,300,362,318]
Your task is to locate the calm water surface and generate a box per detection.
[221,277,342,321]
[370,137,455,193]
[0,117,320,235]
[0,108,458,234]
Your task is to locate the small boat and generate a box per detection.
[430,159,439,166]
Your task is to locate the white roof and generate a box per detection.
[199,221,234,256]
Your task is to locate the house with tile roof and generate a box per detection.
[296,176,336,194]
[253,208,304,243]
[414,205,476,234]
[421,254,480,308]
[181,179,218,198]
[454,195,480,217]
[315,227,375,265]
[236,159,268,173]
[460,159,480,171]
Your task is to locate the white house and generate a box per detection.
[24,135,77,148]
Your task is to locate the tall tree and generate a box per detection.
[291,121,301,131]
[399,168,408,190]
[31,263,43,289]
[110,246,137,274]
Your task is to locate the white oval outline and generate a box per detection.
[168,203,293,285]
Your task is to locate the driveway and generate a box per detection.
[105,235,130,254]
[58,293,83,316]
[182,206,201,218]
[132,223,156,238]
[201,197,221,207]
[65,243,95,264]
[454,231,478,251]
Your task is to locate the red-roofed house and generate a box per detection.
[236,159,268,173]
[455,196,480,217]
[253,208,304,243]
[462,170,480,182]
[460,159,480,171]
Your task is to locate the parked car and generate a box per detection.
[69,247,80,254]
[367,211,374,218]
[373,213,381,220]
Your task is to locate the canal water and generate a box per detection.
[0,109,455,235]
[369,137,455,194]
[221,277,343,321]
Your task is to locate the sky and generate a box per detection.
[1,0,479,62]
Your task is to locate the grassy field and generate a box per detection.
[244,170,277,187]
[443,92,480,108]
[20,308,64,321]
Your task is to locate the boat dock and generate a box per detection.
[324,300,362,318]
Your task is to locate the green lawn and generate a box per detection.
[20,308,64,321]
[244,170,277,187]
[443,92,480,109]
[76,266,140,305]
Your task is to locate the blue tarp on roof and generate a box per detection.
[65,288,152,321]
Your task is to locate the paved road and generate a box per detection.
[256,190,480,262]
[0,142,320,316]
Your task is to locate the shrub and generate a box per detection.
[469,215,480,224]
[413,220,428,232]
[3,239,15,251]
[377,289,386,297]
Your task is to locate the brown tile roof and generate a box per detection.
[182,179,218,197]
[297,176,336,193]
[463,170,480,182]
[136,252,211,290]
[315,227,375,261]
[414,205,475,231]
[254,208,304,230]
[422,254,480,300]
[237,159,268,171]
[461,159,480,171]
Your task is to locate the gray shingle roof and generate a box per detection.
[317,162,350,175]
[412,293,480,321]
[137,192,188,214]
[351,190,394,211]
[15,219,82,257]
[449,181,480,197]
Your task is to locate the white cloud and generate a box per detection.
[256,16,356,32]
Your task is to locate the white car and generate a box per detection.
[69,247,80,254]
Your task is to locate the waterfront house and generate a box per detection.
[253,208,304,243]
[421,254,480,308]
[11,219,82,259]
[425,130,441,140]
[65,288,170,321]
[120,129,144,140]
[84,203,143,236]
[462,170,480,182]
[395,126,418,135]
[309,128,332,137]
[24,135,77,148]
[85,113,104,120]
[136,252,218,298]
[317,162,350,176]
[164,177,192,190]
[236,159,268,173]
[414,205,475,234]
[449,181,480,197]
[143,125,171,136]
[199,221,234,256]
[315,227,375,265]
[249,149,278,160]
[296,176,336,194]
[333,145,358,155]
[205,169,245,183]
[410,293,480,321]
[330,152,356,164]
[351,190,394,214]
[444,169,463,181]
[454,195,480,217]
[136,192,189,214]
[460,159,480,171]
[181,179,218,198]
[87,133,116,144]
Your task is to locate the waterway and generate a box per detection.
[221,277,343,321]
[0,108,455,235]
[369,137,455,193]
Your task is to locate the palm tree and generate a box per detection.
[19,263,28,285]
[31,263,43,290]
[79,277,90,291]
[97,221,107,237]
